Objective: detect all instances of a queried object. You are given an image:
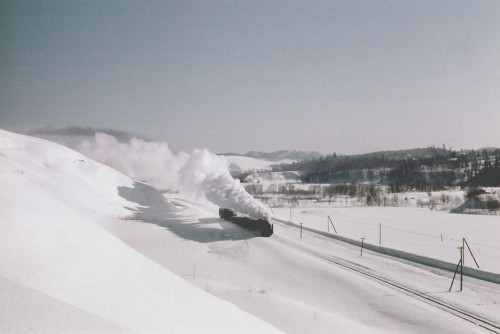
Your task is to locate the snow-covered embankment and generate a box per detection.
[0,130,281,333]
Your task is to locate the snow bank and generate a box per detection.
[0,130,281,333]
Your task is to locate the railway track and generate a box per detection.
[271,234,500,333]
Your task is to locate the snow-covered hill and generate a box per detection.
[224,155,275,171]
[0,130,281,334]
[2,130,499,333]
[223,155,294,172]
[244,150,322,162]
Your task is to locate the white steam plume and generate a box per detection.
[179,149,269,219]
[77,133,269,219]
[78,133,189,191]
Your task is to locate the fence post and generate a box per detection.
[300,223,303,239]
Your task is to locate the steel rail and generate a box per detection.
[271,234,500,333]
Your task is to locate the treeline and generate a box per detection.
[244,183,463,209]
[272,147,500,190]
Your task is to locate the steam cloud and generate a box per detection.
[77,133,269,219]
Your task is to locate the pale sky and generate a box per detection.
[1,1,499,154]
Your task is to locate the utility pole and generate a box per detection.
[300,223,303,239]
[458,246,463,291]
[462,239,465,266]
[379,222,381,246]
[360,237,365,256]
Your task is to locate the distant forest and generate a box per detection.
[272,147,500,191]
[221,150,323,162]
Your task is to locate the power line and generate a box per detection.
[324,217,500,250]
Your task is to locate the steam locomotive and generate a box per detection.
[219,208,273,237]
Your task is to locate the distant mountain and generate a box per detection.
[348,147,451,160]
[244,150,323,162]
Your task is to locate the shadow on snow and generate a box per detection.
[118,181,259,243]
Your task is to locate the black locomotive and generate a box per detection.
[219,208,273,237]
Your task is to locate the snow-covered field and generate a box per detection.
[1,130,499,333]
[273,207,500,274]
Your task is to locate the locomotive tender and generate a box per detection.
[219,208,273,237]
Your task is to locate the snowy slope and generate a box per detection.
[0,130,282,334]
[2,130,499,334]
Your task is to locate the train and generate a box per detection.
[219,208,273,237]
